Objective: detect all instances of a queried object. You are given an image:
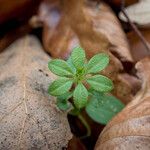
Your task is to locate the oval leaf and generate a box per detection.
[48,59,74,77]
[86,91,124,124]
[56,98,71,111]
[73,83,88,109]
[71,46,85,69]
[86,53,109,74]
[86,75,113,92]
[48,78,73,96]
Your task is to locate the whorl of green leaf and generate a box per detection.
[73,83,88,109]
[86,53,109,74]
[86,91,124,124]
[86,75,113,92]
[48,59,74,77]
[48,78,73,96]
[71,47,85,70]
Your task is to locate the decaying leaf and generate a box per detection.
[0,24,31,52]
[95,57,150,150]
[127,29,150,62]
[62,0,133,62]
[0,36,72,149]
[0,0,41,24]
[119,0,150,27]
[32,1,79,59]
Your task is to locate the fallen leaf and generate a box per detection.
[0,36,72,149]
[32,1,79,59]
[67,136,86,150]
[0,24,31,52]
[0,0,41,24]
[62,0,133,62]
[119,0,150,27]
[104,0,138,8]
[127,28,150,62]
[95,57,150,150]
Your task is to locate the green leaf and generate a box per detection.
[86,53,109,74]
[56,98,71,111]
[57,91,73,101]
[73,83,88,109]
[71,46,85,69]
[48,78,73,96]
[69,107,80,116]
[86,75,113,92]
[48,59,74,77]
[67,56,76,74]
[56,92,72,111]
[86,91,124,124]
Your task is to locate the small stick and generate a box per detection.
[121,0,150,52]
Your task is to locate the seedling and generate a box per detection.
[48,46,124,137]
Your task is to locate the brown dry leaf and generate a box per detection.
[103,0,138,8]
[0,0,41,24]
[127,28,150,62]
[62,0,133,62]
[119,0,150,27]
[0,36,72,149]
[32,1,79,59]
[67,136,86,150]
[95,57,150,150]
[0,24,31,52]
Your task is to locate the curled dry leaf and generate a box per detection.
[127,28,150,62]
[95,57,150,150]
[119,0,150,27]
[67,136,86,150]
[0,0,41,24]
[0,24,31,52]
[62,0,133,62]
[34,1,79,59]
[0,36,72,149]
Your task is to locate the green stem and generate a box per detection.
[78,113,91,139]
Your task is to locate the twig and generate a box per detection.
[121,0,150,52]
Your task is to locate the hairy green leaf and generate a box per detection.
[57,91,73,101]
[71,46,85,69]
[86,75,113,92]
[56,98,71,111]
[73,83,88,109]
[86,91,124,124]
[48,78,73,96]
[67,56,76,74]
[57,92,72,111]
[86,53,109,74]
[48,59,74,77]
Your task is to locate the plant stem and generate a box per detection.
[78,113,91,139]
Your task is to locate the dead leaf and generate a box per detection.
[127,28,150,62]
[95,57,150,150]
[104,0,138,8]
[62,0,133,62]
[0,24,31,52]
[0,0,41,24]
[67,136,86,150]
[119,0,150,27]
[32,1,79,59]
[0,36,72,149]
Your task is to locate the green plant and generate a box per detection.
[48,46,124,137]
